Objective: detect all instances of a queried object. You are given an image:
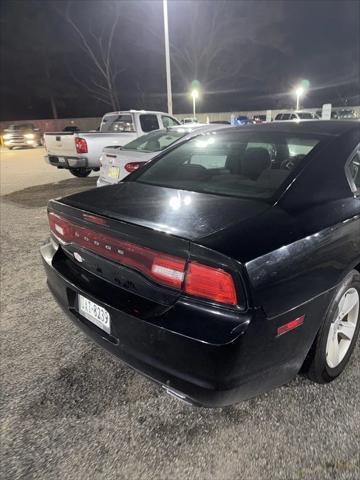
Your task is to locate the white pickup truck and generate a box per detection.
[44,110,180,177]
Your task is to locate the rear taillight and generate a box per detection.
[151,256,185,289]
[48,212,238,304]
[184,262,237,305]
[75,137,88,154]
[48,213,73,242]
[124,162,145,173]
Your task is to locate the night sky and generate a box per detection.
[0,0,359,121]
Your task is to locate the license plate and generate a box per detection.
[108,166,120,179]
[78,295,111,334]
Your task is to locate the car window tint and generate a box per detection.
[122,130,184,152]
[275,114,282,120]
[158,133,183,149]
[190,153,227,169]
[288,137,319,156]
[162,115,180,128]
[282,114,291,120]
[247,142,275,158]
[101,115,135,133]
[135,131,322,200]
[140,114,160,132]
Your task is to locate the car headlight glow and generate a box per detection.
[24,133,35,139]
[3,134,11,140]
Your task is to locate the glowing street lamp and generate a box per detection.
[163,0,173,115]
[191,89,199,119]
[294,86,305,111]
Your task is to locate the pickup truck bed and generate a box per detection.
[44,110,180,177]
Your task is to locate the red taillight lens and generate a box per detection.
[184,262,237,305]
[75,137,88,154]
[48,213,238,304]
[125,162,145,173]
[48,213,73,242]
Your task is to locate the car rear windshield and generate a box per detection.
[101,114,135,133]
[134,130,322,200]
[122,130,185,152]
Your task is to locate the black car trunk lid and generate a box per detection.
[60,182,268,241]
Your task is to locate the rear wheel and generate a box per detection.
[69,168,92,178]
[306,270,360,383]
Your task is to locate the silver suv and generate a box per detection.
[275,111,318,121]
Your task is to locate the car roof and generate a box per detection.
[211,120,359,137]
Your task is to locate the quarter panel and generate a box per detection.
[246,213,360,318]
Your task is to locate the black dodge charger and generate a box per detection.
[41,121,360,407]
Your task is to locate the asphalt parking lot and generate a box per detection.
[1,147,359,480]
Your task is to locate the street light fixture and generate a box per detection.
[191,89,199,119]
[294,86,305,111]
[163,0,173,115]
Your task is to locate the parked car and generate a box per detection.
[2,123,42,149]
[181,117,198,124]
[44,110,180,177]
[337,109,358,120]
[41,120,360,407]
[97,124,229,187]
[275,111,316,121]
[253,115,266,123]
[233,115,254,125]
[316,110,339,120]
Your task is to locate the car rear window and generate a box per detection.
[140,114,160,132]
[101,114,135,133]
[122,130,185,152]
[134,130,322,200]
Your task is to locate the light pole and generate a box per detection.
[163,0,173,115]
[295,86,304,111]
[191,89,199,118]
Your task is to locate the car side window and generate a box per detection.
[287,137,319,156]
[189,142,228,169]
[162,115,180,128]
[282,114,291,120]
[346,145,360,194]
[140,114,160,132]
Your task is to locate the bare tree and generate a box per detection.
[59,1,123,110]
[126,0,268,93]
[168,1,244,89]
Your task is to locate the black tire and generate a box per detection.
[306,270,360,384]
[69,168,92,178]
[7,146,13,150]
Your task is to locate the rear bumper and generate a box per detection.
[40,239,326,407]
[45,155,88,169]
